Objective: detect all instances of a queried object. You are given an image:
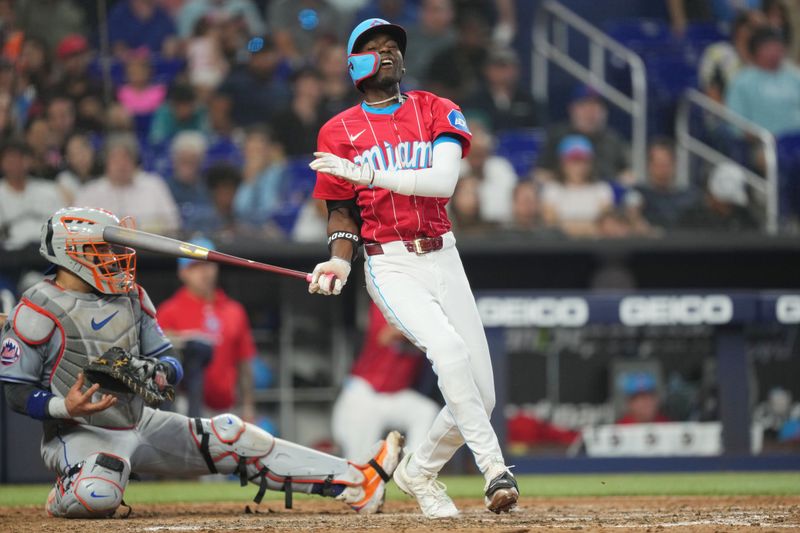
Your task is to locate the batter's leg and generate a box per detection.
[364,254,503,475]
[413,246,503,476]
[133,407,402,514]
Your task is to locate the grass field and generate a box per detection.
[1,471,799,507]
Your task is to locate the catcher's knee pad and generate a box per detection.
[190,414,275,475]
[46,452,130,518]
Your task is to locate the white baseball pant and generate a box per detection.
[363,232,505,476]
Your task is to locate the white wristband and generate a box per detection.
[47,397,71,419]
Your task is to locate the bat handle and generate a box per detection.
[305,272,338,287]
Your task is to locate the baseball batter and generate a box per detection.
[0,206,401,518]
[308,18,518,518]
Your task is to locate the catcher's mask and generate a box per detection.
[40,207,137,294]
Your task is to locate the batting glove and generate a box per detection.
[310,152,374,186]
[309,257,352,296]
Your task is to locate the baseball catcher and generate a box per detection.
[0,206,401,518]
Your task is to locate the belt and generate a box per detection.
[364,236,444,256]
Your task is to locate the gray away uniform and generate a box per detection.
[0,279,371,518]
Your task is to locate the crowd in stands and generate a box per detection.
[0,0,796,252]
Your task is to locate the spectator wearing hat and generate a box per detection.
[148,83,208,145]
[217,34,290,127]
[156,237,257,420]
[678,162,759,232]
[0,139,64,250]
[107,0,178,59]
[75,133,180,234]
[466,46,537,132]
[726,26,800,136]
[536,85,630,183]
[17,0,86,53]
[541,135,614,238]
[616,371,670,425]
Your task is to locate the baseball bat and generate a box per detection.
[103,226,314,282]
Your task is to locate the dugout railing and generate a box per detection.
[532,0,648,182]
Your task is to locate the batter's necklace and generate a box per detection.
[364,93,405,106]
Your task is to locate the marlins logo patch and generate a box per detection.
[1,338,20,366]
[447,109,470,134]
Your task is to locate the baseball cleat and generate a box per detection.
[347,430,404,514]
[483,463,519,514]
[393,452,460,519]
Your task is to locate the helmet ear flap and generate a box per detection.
[348,51,381,90]
[45,218,55,257]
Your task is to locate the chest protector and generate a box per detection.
[23,281,145,428]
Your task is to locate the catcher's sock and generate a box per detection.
[311,482,345,497]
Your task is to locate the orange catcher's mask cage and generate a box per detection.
[61,215,137,294]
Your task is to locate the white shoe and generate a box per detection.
[393,453,460,519]
[483,462,519,514]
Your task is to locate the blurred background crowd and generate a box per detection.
[0,0,798,252]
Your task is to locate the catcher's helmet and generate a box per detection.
[40,207,136,294]
[347,18,407,91]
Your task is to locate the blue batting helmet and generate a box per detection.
[347,18,407,91]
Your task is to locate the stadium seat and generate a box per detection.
[604,18,672,54]
[776,133,800,222]
[495,128,545,177]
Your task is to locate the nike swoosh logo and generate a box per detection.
[349,129,366,142]
[91,311,120,331]
[90,491,110,498]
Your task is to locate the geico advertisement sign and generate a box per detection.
[478,297,589,327]
[619,295,733,326]
[776,295,800,324]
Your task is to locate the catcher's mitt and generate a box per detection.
[84,347,175,407]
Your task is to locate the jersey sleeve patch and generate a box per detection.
[1,337,21,366]
[12,303,56,345]
[447,109,470,134]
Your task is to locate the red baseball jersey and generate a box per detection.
[313,90,472,244]
[156,288,256,410]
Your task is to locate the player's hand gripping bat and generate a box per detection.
[103,226,335,285]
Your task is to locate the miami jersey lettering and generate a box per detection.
[313,90,472,244]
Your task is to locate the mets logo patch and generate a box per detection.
[1,337,20,366]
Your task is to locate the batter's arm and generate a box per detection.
[310,140,463,199]
[308,199,360,296]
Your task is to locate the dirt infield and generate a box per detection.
[2,495,799,532]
